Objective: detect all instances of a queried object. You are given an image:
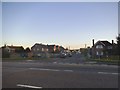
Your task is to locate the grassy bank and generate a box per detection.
[2,57,54,61]
[86,58,119,65]
[82,55,119,65]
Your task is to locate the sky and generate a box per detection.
[2,2,118,49]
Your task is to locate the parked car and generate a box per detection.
[67,52,72,57]
[60,53,67,58]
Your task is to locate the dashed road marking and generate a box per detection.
[29,68,118,75]
[98,72,118,75]
[29,68,73,72]
[63,70,73,72]
[26,60,33,61]
[29,68,60,72]
[17,84,42,89]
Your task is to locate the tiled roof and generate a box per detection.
[8,46,23,49]
[100,41,112,46]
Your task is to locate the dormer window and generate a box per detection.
[96,45,103,49]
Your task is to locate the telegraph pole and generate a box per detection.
[85,44,87,48]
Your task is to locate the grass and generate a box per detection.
[2,57,53,61]
[83,55,119,65]
[86,58,119,65]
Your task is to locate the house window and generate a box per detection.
[37,48,39,51]
[96,51,103,56]
[96,45,103,49]
[107,46,112,49]
[42,48,44,51]
[46,49,48,51]
[96,51,99,55]
[101,52,103,55]
[37,53,41,56]
[33,48,36,51]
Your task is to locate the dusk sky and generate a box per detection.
[2,2,118,49]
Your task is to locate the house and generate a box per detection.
[1,45,10,58]
[2,45,24,58]
[91,39,113,58]
[59,46,64,52]
[31,43,48,57]
[31,43,65,57]
[7,45,24,54]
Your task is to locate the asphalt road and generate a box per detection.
[2,59,119,88]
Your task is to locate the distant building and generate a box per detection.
[91,39,113,58]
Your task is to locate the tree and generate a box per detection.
[25,47,30,53]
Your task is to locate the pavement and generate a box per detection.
[2,54,119,88]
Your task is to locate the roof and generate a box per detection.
[95,41,112,46]
[47,45,56,48]
[100,41,112,46]
[8,46,24,49]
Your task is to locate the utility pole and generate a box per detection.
[85,44,87,48]
[69,46,70,50]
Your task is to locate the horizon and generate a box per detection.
[2,2,118,49]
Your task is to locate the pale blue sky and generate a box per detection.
[2,2,118,49]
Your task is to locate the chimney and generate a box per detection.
[92,39,95,47]
[112,40,114,45]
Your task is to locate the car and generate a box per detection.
[67,52,72,57]
[60,53,67,58]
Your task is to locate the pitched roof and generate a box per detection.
[94,40,112,47]
[47,45,56,48]
[100,41,112,46]
[8,46,23,48]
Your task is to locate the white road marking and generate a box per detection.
[29,68,73,72]
[63,70,73,72]
[29,68,60,72]
[17,84,42,89]
[27,60,33,61]
[29,68,51,71]
[98,72,118,75]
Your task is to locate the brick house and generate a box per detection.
[91,39,113,58]
[8,45,24,53]
[2,45,24,58]
[31,43,64,57]
[31,43,48,57]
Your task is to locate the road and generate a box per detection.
[2,59,119,88]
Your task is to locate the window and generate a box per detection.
[42,48,44,51]
[37,53,41,56]
[96,51,99,55]
[33,48,36,51]
[96,45,103,49]
[37,48,39,51]
[101,52,103,55]
[96,51,103,56]
[46,49,48,51]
